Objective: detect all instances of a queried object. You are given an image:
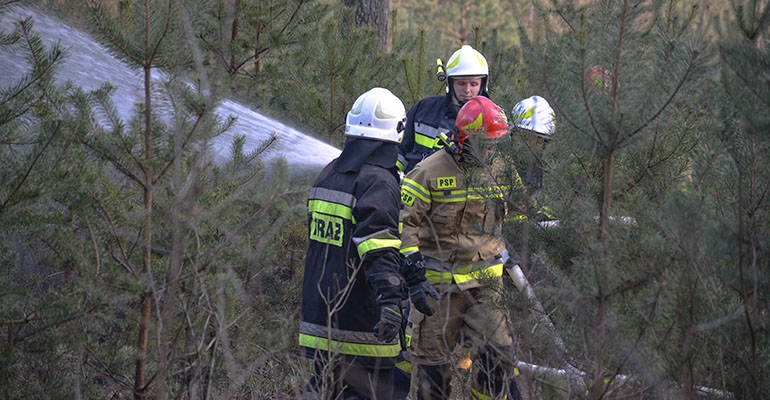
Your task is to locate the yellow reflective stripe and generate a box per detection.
[298,333,400,358]
[504,206,554,223]
[413,123,445,150]
[400,246,419,255]
[470,387,499,400]
[537,205,555,219]
[454,263,503,283]
[468,185,508,200]
[425,263,503,284]
[446,55,459,70]
[430,185,508,203]
[357,237,401,258]
[425,270,453,284]
[396,159,406,172]
[402,178,431,203]
[308,199,355,223]
[467,192,505,200]
[432,191,467,203]
[415,132,440,148]
[405,180,507,205]
[505,213,527,222]
[396,359,412,374]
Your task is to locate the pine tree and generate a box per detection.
[193,0,328,93]
[67,1,312,397]
[500,0,727,398]
[689,1,770,397]
[0,9,102,398]
[263,5,404,146]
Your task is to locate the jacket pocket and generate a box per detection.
[430,203,463,229]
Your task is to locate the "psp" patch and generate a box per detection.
[401,190,415,207]
[436,176,457,189]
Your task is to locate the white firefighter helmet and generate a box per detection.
[345,87,406,143]
[445,45,489,95]
[511,95,555,139]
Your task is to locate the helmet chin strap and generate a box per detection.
[447,78,489,105]
[447,83,466,106]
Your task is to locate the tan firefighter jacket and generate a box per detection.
[400,150,513,290]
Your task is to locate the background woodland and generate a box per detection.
[1,0,768,399]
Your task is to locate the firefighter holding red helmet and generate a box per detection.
[400,96,522,399]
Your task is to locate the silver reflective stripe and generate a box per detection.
[414,122,442,139]
[309,187,356,207]
[300,321,383,345]
[397,153,407,166]
[353,228,399,247]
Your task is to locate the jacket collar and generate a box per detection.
[334,138,398,173]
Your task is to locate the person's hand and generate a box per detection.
[373,304,401,342]
[400,252,440,316]
[409,281,439,316]
[400,252,428,285]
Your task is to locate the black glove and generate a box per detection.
[409,281,440,316]
[401,252,428,285]
[373,304,402,342]
[401,252,440,316]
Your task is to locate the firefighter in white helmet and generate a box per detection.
[393,45,493,399]
[511,95,556,217]
[299,87,436,399]
[511,95,555,140]
[396,45,491,174]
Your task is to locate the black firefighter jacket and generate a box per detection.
[397,95,461,173]
[299,144,404,366]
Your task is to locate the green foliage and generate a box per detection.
[1,1,317,398]
[78,77,307,398]
[392,0,527,53]
[261,5,400,146]
[0,12,107,399]
[2,0,769,398]
[690,2,770,396]
[493,1,770,398]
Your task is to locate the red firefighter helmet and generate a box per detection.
[455,96,509,146]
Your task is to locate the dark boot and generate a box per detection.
[416,363,452,400]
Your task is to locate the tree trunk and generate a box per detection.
[134,2,155,397]
[134,62,154,400]
[599,151,614,249]
[345,0,390,52]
